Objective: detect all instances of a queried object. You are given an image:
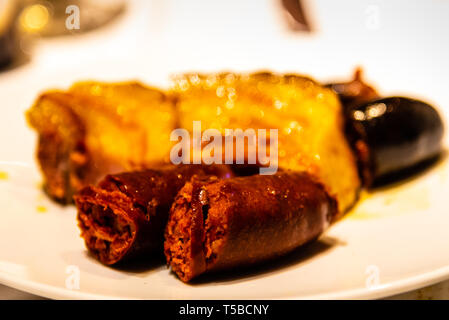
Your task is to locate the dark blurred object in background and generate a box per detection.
[0,0,127,71]
[281,0,312,32]
[0,0,20,69]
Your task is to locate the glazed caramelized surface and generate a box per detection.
[172,72,361,213]
[69,81,176,166]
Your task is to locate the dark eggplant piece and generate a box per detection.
[346,97,444,186]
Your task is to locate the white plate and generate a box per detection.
[0,157,448,300]
[0,0,448,299]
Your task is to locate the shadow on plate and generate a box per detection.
[186,235,344,285]
[370,151,447,192]
[111,252,166,274]
[61,249,164,279]
[65,234,343,282]
[65,235,342,282]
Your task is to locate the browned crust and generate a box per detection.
[27,92,89,203]
[27,86,172,204]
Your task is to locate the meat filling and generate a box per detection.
[77,199,136,264]
[164,183,226,281]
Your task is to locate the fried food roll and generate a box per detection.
[171,72,360,215]
[74,165,233,265]
[26,82,175,203]
[28,72,361,214]
[164,172,337,282]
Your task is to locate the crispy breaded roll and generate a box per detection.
[74,165,232,265]
[172,72,360,214]
[27,82,175,203]
[27,72,361,214]
[164,172,337,282]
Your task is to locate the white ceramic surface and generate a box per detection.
[0,0,448,299]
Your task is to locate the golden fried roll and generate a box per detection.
[164,172,338,282]
[26,82,175,203]
[171,72,361,214]
[27,73,360,213]
[75,165,233,265]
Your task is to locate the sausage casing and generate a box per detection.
[164,172,337,282]
[75,165,232,265]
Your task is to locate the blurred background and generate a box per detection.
[1,0,449,88]
[1,0,449,299]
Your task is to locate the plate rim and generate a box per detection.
[1,256,449,299]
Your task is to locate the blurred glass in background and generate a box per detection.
[18,0,126,36]
[0,0,126,70]
[0,0,20,68]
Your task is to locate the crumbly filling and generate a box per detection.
[78,202,134,264]
[204,211,227,263]
[165,202,195,281]
[165,187,228,281]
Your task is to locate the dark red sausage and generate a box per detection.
[74,165,233,265]
[164,171,337,282]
